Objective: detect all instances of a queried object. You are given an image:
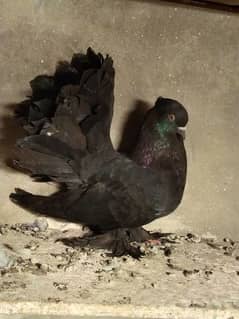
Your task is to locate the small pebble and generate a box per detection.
[223,237,233,244]
[66,247,75,254]
[223,245,235,256]
[55,255,64,262]
[40,263,50,272]
[186,233,201,243]
[150,246,159,255]
[0,225,8,235]
[33,218,48,232]
[103,265,115,272]
[167,234,182,243]
[30,257,38,264]
[139,245,146,253]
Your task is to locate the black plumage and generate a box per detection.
[10,48,188,258]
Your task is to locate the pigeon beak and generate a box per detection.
[177,126,186,140]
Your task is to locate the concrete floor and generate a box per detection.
[1,226,239,318]
[0,0,239,238]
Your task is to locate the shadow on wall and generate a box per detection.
[0,104,25,172]
[129,0,239,13]
[118,99,150,155]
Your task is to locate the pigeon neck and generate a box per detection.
[154,119,177,138]
[131,121,175,168]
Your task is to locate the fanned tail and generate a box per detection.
[12,47,115,185]
[15,47,114,142]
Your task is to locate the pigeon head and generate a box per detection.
[154,97,188,127]
[143,97,188,139]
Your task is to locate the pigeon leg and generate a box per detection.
[56,228,172,258]
[125,227,172,244]
[56,228,144,259]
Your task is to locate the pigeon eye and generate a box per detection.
[168,114,175,122]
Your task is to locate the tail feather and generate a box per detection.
[30,75,56,101]
[10,188,63,218]
[9,188,85,221]
[14,132,95,183]
[52,115,86,150]
[78,56,115,152]
[71,47,103,74]
[12,47,115,186]
[17,135,78,159]
[15,47,113,139]
[13,148,80,184]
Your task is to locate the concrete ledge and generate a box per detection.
[0,302,238,319]
[0,226,239,319]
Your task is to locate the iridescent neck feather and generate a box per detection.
[132,120,175,168]
[154,120,177,138]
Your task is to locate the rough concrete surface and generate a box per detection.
[0,0,239,317]
[0,222,239,318]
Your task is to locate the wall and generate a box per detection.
[0,0,238,238]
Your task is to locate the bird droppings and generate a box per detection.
[47,297,61,303]
[0,246,15,269]
[163,247,172,257]
[24,240,39,251]
[53,281,68,291]
[182,269,199,277]
[0,280,26,291]
[0,222,239,309]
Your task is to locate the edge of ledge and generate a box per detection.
[0,302,238,319]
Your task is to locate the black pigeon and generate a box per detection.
[10,48,188,258]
